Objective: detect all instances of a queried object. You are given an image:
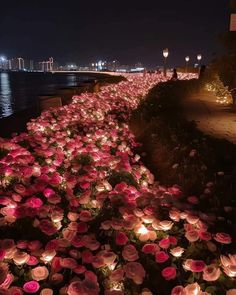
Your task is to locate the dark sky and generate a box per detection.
[0,0,231,67]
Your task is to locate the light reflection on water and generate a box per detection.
[0,73,13,117]
[0,72,94,118]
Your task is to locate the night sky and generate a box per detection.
[0,0,231,67]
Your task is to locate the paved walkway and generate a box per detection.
[182,90,236,144]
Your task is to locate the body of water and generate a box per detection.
[0,72,95,118]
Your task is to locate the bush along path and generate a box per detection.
[0,74,235,295]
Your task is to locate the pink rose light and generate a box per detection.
[13,251,30,265]
[0,273,14,289]
[220,254,236,277]
[100,251,117,266]
[199,231,211,241]
[40,289,53,295]
[31,266,49,281]
[60,258,77,269]
[8,287,23,295]
[26,197,43,209]
[122,245,139,261]
[67,212,79,221]
[184,283,201,295]
[171,286,186,295]
[214,232,232,244]
[203,265,221,281]
[67,279,100,295]
[23,281,40,294]
[116,232,128,246]
[142,243,159,254]
[38,220,57,236]
[110,269,124,282]
[124,262,146,285]
[162,267,177,280]
[27,256,39,266]
[190,260,206,272]
[185,230,199,242]
[159,238,170,249]
[155,251,169,263]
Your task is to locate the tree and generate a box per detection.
[212,1,236,89]
[230,0,236,10]
[213,0,236,89]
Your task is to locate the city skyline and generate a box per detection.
[0,0,231,67]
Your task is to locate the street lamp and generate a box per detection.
[185,56,190,73]
[197,54,202,77]
[197,54,202,62]
[163,48,169,77]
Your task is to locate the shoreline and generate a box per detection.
[0,73,124,138]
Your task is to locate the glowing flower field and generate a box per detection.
[0,74,235,295]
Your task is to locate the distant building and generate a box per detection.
[116,64,131,72]
[65,63,78,70]
[106,60,120,71]
[20,59,34,71]
[38,57,54,71]
[10,58,25,71]
[30,60,34,71]
[91,60,107,71]
[135,62,143,69]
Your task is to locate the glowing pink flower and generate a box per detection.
[124,262,145,285]
[214,232,232,244]
[159,238,170,249]
[122,245,139,261]
[116,232,128,246]
[8,287,23,295]
[23,281,40,293]
[171,286,186,295]
[162,267,177,280]
[141,243,159,254]
[203,265,221,281]
[190,260,206,272]
[185,230,199,242]
[31,266,49,281]
[155,251,169,263]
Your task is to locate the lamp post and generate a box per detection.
[185,56,190,73]
[163,48,169,77]
[197,54,202,77]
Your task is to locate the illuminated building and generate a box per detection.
[10,57,25,71]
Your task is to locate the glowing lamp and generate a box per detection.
[185,56,190,62]
[163,48,169,58]
[197,54,202,61]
